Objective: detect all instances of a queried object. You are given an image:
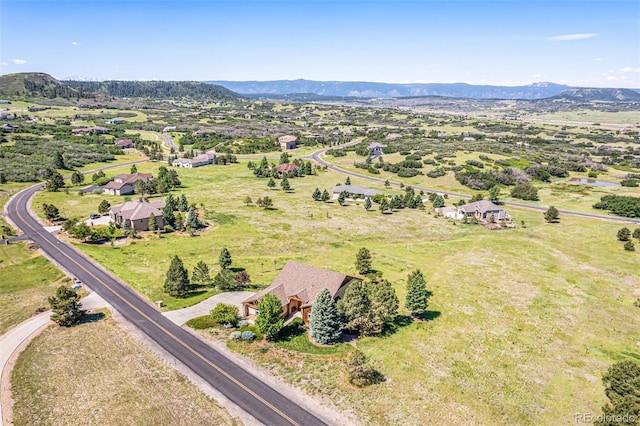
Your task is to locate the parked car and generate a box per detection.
[89,213,100,219]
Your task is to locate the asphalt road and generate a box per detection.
[5,184,329,426]
[155,131,177,151]
[310,144,640,225]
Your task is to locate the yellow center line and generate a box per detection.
[11,187,301,426]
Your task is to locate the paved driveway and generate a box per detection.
[162,291,255,325]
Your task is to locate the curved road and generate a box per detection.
[309,144,640,225]
[154,131,178,151]
[6,186,328,426]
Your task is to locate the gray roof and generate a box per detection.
[332,185,382,197]
[458,200,508,219]
[110,200,165,221]
[368,142,387,149]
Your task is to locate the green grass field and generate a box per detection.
[27,152,640,423]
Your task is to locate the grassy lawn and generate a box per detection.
[24,153,640,424]
[11,311,238,426]
[0,242,64,335]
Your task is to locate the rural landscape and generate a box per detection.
[0,69,638,425]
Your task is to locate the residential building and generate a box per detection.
[106,118,125,125]
[109,200,165,231]
[72,126,109,135]
[278,135,298,150]
[457,200,510,221]
[171,151,217,168]
[115,139,135,148]
[332,185,382,199]
[367,142,387,158]
[103,173,153,195]
[275,163,300,176]
[241,261,360,324]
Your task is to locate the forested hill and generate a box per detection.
[0,72,95,101]
[551,88,640,102]
[66,80,241,101]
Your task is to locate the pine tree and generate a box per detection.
[70,171,84,185]
[186,205,200,229]
[178,194,189,212]
[191,260,212,285]
[162,204,175,229]
[618,227,631,241]
[219,247,232,269]
[165,193,176,211]
[261,196,274,209]
[267,178,276,189]
[355,247,372,274]
[364,197,372,211]
[321,189,330,202]
[244,196,253,206]
[255,293,284,340]
[310,288,342,345]
[49,285,85,326]
[260,156,269,169]
[379,197,389,213]
[130,164,138,174]
[43,203,61,221]
[279,152,289,164]
[624,241,635,251]
[432,195,445,208]
[405,269,430,316]
[370,279,399,320]
[338,191,347,205]
[213,269,237,290]
[488,185,500,202]
[164,255,189,297]
[345,176,351,185]
[148,214,157,231]
[98,199,111,215]
[337,281,370,331]
[45,170,65,192]
[544,206,560,223]
[53,151,65,169]
[281,176,291,191]
[312,187,321,201]
[633,228,640,240]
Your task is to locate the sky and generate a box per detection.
[1,0,639,87]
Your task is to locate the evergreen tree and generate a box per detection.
[98,199,111,215]
[162,204,175,229]
[219,247,232,269]
[53,151,65,169]
[244,196,253,206]
[364,197,372,211]
[633,228,640,240]
[355,247,372,275]
[261,196,274,209]
[360,301,387,336]
[130,164,138,174]
[191,260,212,285]
[346,350,382,387]
[178,194,189,212]
[379,197,389,213]
[186,205,200,229]
[391,195,403,210]
[544,206,560,223]
[488,185,500,202]
[337,281,370,331]
[279,152,289,164]
[165,193,176,211]
[384,179,390,187]
[312,187,321,201]
[345,176,351,185]
[405,269,430,316]
[309,288,342,345]
[49,285,85,326]
[600,360,640,421]
[260,156,269,169]
[338,190,347,205]
[134,180,147,197]
[321,189,330,202]
[43,203,61,221]
[432,195,445,208]
[213,269,237,290]
[70,171,84,185]
[624,241,636,251]
[270,167,279,179]
[45,170,65,192]
[255,293,284,340]
[267,178,276,189]
[281,176,291,191]
[164,255,189,297]
[148,214,157,231]
[618,227,632,241]
[370,279,399,320]
[304,161,313,175]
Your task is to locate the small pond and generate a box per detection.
[568,178,618,187]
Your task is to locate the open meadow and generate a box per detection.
[30,152,640,424]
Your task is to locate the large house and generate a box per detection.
[275,163,300,177]
[106,118,125,125]
[457,200,510,221]
[278,135,298,150]
[109,200,165,231]
[115,139,135,148]
[103,173,153,196]
[242,261,359,324]
[72,126,109,135]
[332,185,382,199]
[171,151,217,168]
[368,142,387,158]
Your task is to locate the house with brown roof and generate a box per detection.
[109,200,165,231]
[275,163,300,177]
[72,126,109,135]
[457,200,510,221]
[115,139,135,148]
[103,173,153,196]
[242,261,359,324]
[278,135,298,150]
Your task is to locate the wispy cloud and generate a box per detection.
[71,41,80,46]
[548,33,597,41]
[12,58,27,65]
[620,67,640,73]
[594,58,604,62]
[0,62,7,66]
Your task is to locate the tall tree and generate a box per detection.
[337,191,347,206]
[600,360,640,421]
[260,156,269,169]
[177,194,189,212]
[488,185,500,202]
[164,255,189,297]
[219,247,232,269]
[213,269,237,290]
[98,199,111,215]
[405,269,430,316]
[337,281,370,332]
[43,203,61,221]
[134,180,147,197]
[432,195,445,208]
[370,279,399,320]
[191,260,212,286]
[279,152,289,164]
[130,164,138,174]
[162,203,175,229]
[261,196,273,209]
[53,151,65,169]
[70,171,84,185]
[345,176,351,185]
[321,189,330,202]
[148,214,157,231]
[379,197,389,213]
[267,178,276,189]
[544,206,560,223]
[48,285,85,326]
[45,170,65,192]
[165,193,176,211]
[355,247,372,275]
[364,197,372,211]
[309,288,342,345]
[281,176,291,192]
[255,293,284,340]
[186,205,200,229]
[312,187,321,201]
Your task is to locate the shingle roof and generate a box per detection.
[278,135,298,143]
[332,185,382,197]
[110,200,165,221]
[114,173,153,184]
[276,163,300,174]
[104,181,132,190]
[242,261,354,308]
[459,200,504,214]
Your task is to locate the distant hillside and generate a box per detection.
[0,72,94,100]
[66,80,241,101]
[551,88,640,102]
[207,79,572,99]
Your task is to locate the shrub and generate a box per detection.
[241,331,256,341]
[346,350,384,387]
[230,331,242,340]
[186,315,217,330]
[427,168,446,178]
[237,320,249,328]
[624,241,635,251]
[163,225,174,233]
[223,322,235,328]
[211,303,239,326]
[510,183,539,201]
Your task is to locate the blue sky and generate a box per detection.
[1,1,639,87]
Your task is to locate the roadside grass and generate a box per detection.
[271,320,350,355]
[24,155,640,423]
[11,310,238,426]
[0,242,63,335]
